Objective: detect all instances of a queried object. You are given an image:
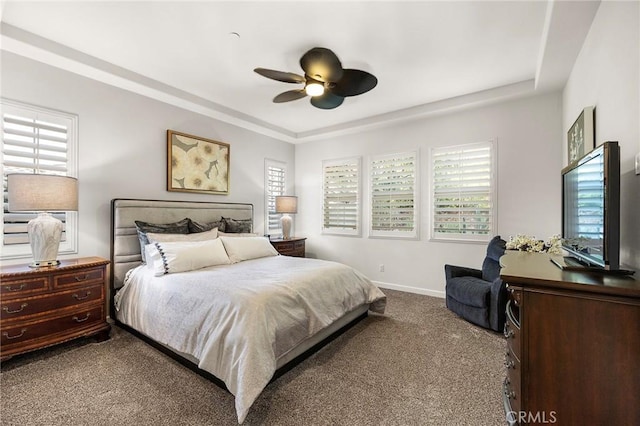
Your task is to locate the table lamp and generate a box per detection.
[7,173,78,267]
[275,195,297,240]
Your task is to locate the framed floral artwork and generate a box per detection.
[167,130,230,195]
[567,106,595,164]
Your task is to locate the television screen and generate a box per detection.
[561,141,620,269]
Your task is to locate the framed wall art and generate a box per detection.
[167,130,230,195]
[567,106,595,164]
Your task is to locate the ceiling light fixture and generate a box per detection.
[305,83,324,97]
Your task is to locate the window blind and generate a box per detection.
[322,157,360,236]
[1,99,78,258]
[370,151,418,238]
[575,157,604,238]
[431,141,495,241]
[265,160,286,235]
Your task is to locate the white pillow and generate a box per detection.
[218,231,259,237]
[147,227,218,243]
[220,236,279,263]
[145,238,230,276]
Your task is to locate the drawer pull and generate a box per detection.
[74,275,90,282]
[73,313,91,323]
[2,303,28,314]
[504,325,515,339]
[504,352,515,369]
[3,328,27,340]
[4,283,26,292]
[73,291,91,300]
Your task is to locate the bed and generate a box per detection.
[110,198,386,423]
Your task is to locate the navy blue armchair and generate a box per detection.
[444,236,507,332]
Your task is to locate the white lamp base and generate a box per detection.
[28,212,63,268]
[281,213,293,240]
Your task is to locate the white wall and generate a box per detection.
[295,92,563,296]
[562,1,640,269]
[5,1,635,289]
[1,51,295,264]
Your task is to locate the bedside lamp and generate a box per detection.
[275,195,297,240]
[7,174,78,268]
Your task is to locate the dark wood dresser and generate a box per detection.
[1,257,111,360]
[500,251,639,425]
[270,237,306,257]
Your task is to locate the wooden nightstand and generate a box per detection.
[0,257,111,360]
[270,237,306,257]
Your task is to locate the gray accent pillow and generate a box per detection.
[189,219,225,233]
[221,217,252,233]
[135,218,190,263]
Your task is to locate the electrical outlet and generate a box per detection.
[636,152,640,175]
[379,264,385,272]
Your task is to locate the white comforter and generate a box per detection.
[114,255,386,423]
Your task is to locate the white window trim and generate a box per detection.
[429,140,497,243]
[322,156,362,237]
[368,150,419,240]
[264,158,287,238]
[1,98,79,260]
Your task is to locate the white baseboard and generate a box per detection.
[372,280,445,299]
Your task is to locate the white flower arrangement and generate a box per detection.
[506,234,563,254]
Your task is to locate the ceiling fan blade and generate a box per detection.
[310,92,344,109]
[300,47,343,83]
[273,90,307,103]
[254,68,305,84]
[330,69,378,97]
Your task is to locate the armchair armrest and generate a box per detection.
[489,277,508,332]
[444,264,483,281]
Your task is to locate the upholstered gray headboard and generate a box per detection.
[110,198,253,293]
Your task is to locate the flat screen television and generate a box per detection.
[558,141,622,271]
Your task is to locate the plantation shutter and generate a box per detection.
[431,141,495,241]
[1,99,78,258]
[369,151,418,238]
[265,160,286,235]
[322,157,361,236]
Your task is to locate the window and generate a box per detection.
[1,99,78,260]
[264,159,287,236]
[322,157,361,236]
[431,141,496,242]
[369,151,418,239]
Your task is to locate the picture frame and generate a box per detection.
[567,106,595,164]
[167,130,230,195]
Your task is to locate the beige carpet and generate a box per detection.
[1,290,506,425]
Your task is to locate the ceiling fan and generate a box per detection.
[254,47,378,110]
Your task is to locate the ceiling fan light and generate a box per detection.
[305,83,324,97]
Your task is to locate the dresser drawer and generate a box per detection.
[271,239,305,257]
[505,349,521,414]
[1,305,104,348]
[54,267,105,289]
[505,301,521,362]
[504,376,521,422]
[1,284,103,322]
[276,241,302,253]
[1,276,49,298]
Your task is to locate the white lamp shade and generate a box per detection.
[275,196,298,214]
[7,174,78,212]
[7,174,78,267]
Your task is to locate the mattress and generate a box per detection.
[115,255,386,422]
